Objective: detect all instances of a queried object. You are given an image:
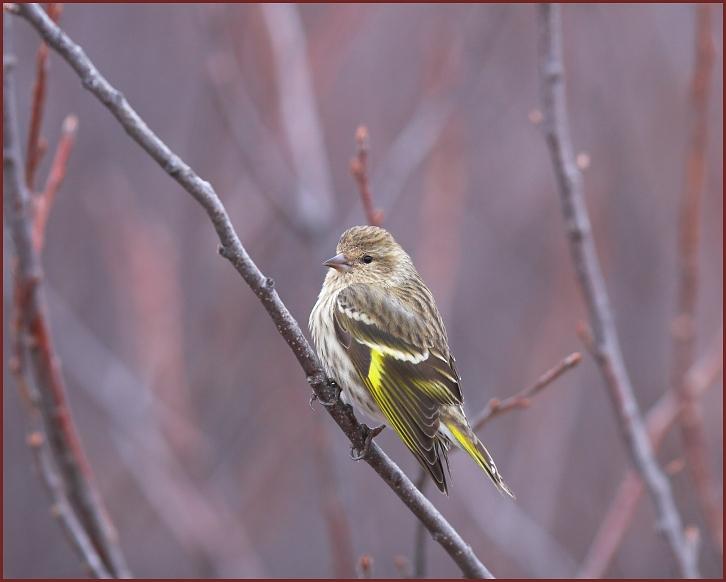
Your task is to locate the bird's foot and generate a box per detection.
[309,379,341,409]
[351,424,385,461]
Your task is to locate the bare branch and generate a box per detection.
[579,332,723,578]
[33,113,77,250]
[670,3,721,555]
[471,352,581,431]
[24,3,62,191]
[537,4,698,577]
[3,22,130,577]
[27,432,111,578]
[14,4,495,577]
[259,3,335,233]
[350,125,383,226]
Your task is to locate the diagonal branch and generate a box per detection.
[4,29,130,578]
[26,431,112,578]
[471,351,581,431]
[579,331,722,578]
[537,4,699,577]
[670,2,721,556]
[24,2,62,191]
[33,113,77,251]
[14,4,494,578]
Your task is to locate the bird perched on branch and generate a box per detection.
[310,225,514,496]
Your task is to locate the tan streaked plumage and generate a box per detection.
[309,225,513,496]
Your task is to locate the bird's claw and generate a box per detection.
[350,424,385,461]
[310,380,341,409]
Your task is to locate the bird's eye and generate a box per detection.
[362,255,373,264]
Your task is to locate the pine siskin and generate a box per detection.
[309,225,514,497]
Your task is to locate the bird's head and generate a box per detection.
[323,225,413,286]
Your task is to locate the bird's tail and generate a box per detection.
[442,414,516,499]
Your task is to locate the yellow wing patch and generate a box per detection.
[368,349,384,390]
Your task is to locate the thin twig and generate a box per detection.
[537,4,698,577]
[350,125,383,226]
[671,2,721,556]
[24,2,62,191]
[14,5,494,577]
[579,332,723,578]
[33,113,77,250]
[471,352,581,431]
[413,351,580,576]
[3,22,130,578]
[27,432,112,578]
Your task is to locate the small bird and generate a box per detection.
[309,225,514,496]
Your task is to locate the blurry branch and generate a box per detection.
[671,3,721,556]
[26,432,111,578]
[356,555,374,579]
[259,3,335,233]
[350,125,383,226]
[413,351,581,577]
[336,8,509,236]
[579,331,723,578]
[313,420,356,578]
[3,26,130,579]
[393,554,412,578]
[14,5,494,578]
[537,4,698,577]
[203,51,306,239]
[33,114,77,250]
[44,284,265,577]
[24,2,62,190]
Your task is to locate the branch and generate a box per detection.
[14,4,494,578]
[27,432,111,578]
[413,351,581,576]
[33,113,77,250]
[24,3,62,191]
[670,3,721,556]
[537,4,698,577]
[579,332,723,578]
[471,351,581,431]
[350,125,383,226]
[259,3,335,233]
[3,27,130,578]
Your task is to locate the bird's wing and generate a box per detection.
[333,284,462,492]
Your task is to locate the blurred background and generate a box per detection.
[3,3,723,578]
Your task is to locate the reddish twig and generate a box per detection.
[350,125,383,226]
[4,28,130,578]
[24,2,62,191]
[538,4,698,577]
[579,333,722,578]
[671,3,721,556]
[33,113,77,251]
[472,351,581,431]
[15,5,494,577]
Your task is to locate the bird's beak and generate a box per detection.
[323,253,352,272]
